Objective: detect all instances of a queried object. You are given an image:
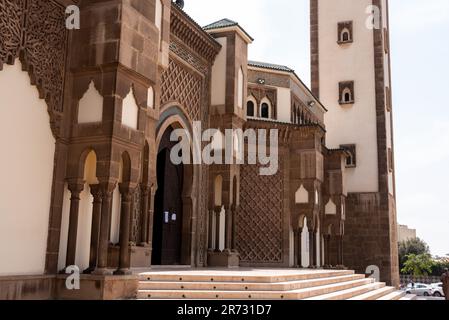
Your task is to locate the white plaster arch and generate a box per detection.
[122,87,139,130]
[295,185,309,204]
[0,60,55,275]
[147,86,155,109]
[325,199,337,215]
[78,80,103,124]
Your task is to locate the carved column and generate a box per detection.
[324,235,331,267]
[147,185,156,251]
[214,206,222,253]
[295,228,303,268]
[115,183,135,275]
[224,206,232,252]
[309,230,316,268]
[93,181,116,275]
[208,210,214,251]
[84,184,102,274]
[140,184,151,246]
[65,182,84,269]
[231,204,237,251]
[337,235,344,266]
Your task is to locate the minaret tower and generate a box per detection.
[311,0,399,286]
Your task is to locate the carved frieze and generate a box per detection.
[0,0,67,137]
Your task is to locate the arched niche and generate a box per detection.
[122,87,139,130]
[0,60,56,275]
[78,80,103,124]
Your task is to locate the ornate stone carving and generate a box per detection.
[161,58,202,121]
[130,185,142,245]
[0,0,24,67]
[0,0,67,136]
[170,4,221,64]
[170,39,208,75]
[23,0,67,113]
[236,161,284,263]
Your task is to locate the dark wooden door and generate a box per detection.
[152,129,184,265]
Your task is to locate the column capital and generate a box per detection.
[119,182,138,197]
[140,184,152,195]
[99,180,117,196]
[89,184,103,202]
[213,206,222,214]
[67,180,85,195]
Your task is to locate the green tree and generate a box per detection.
[401,254,433,276]
[398,238,430,272]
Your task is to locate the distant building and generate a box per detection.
[398,225,417,243]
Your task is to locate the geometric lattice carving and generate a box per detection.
[0,0,67,114]
[161,58,202,121]
[130,185,142,245]
[0,0,24,67]
[236,161,284,263]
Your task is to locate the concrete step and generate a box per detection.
[348,285,394,300]
[138,269,355,284]
[304,282,384,300]
[138,278,374,300]
[139,274,365,292]
[377,290,406,301]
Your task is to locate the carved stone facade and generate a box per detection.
[0,0,398,299]
[0,0,67,136]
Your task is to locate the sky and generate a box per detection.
[185,0,449,256]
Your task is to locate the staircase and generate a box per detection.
[136,269,413,300]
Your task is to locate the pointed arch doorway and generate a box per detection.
[152,126,184,265]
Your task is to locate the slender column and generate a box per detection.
[147,185,156,248]
[214,206,222,253]
[93,181,116,275]
[224,206,232,252]
[115,183,135,275]
[294,230,300,268]
[208,210,214,251]
[65,182,84,269]
[297,228,303,268]
[140,184,151,246]
[337,235,344,266]
[84,185,102,274]
[309,230,315,268]
[231,204,237,251]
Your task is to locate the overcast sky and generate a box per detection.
[185,0,449,256]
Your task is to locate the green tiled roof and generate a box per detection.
[203,18,254,41]
[203,18,238,30]
[248,60,295,73]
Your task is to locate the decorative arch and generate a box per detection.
[0,58,56,275]
[246,95,257,118]
[260,97,272,119]
[121,86,139,130]
[153,108,198,266]
[78,80,103,124]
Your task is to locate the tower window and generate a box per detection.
[341,144,357,168]
[339,81,355,105]
[338,21,353,44]
[247,100,255,117]
[261,103,270,119]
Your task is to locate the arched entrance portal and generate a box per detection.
[152,126,184,265]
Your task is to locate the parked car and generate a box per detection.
[405,283,433,296]
[430,283,444,297]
